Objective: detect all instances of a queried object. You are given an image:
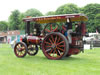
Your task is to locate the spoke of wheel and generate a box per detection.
[46,45,51,48]
[57,47,64,52]
[51,35,54,43]
[22,46,25,50]
[55,49,59,57]
[49,38,53,44]
[57,50,61,56]
[18,52,21,56]
[57,37,60,43]
[17,44,21,48]
[28,48,31,50]
[45,48,51,52]
[16,48,18,50]
[22,51,25,54]
[53,26,58,32]
[20,52,22,55]
[33,45,35,48]
[45,29,51,32]
[16,49,18,53]
[45,41,51,45]
[49,49,53,55]
[22,50,25,53]
[52,49,56,57]
[57,45,65,47]
[20,53,23,56]
[57,41,64,45]
[20,52,23,55]
[30,45,33,47]
[50,24,52,31]
[21,53,23,56]
[54,35,57,44]
[16,47,19,51]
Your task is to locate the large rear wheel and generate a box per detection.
[42,32,69,60]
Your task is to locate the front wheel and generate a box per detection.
[42,32,69,60]
[14,42,28,58]
[27,44,38,56]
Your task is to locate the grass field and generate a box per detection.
[0,44,100,75]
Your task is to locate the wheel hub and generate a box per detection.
[51,44,56,49]
[29,48,34,51]
[18,48,22,51]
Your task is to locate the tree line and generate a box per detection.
[0,3,100,33]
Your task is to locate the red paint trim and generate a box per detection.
[68,48,80,55]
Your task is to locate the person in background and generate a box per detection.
[20,36,23,42]
[34,23,41,36]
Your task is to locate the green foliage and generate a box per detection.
[0,21,8,31]
[56,3,80,14]
[8,10,21,30]
[83,3,100,32]
[0,3,100,33]
[95,14,100,32]
[45,11,55,15]
[19,13,25,30]
[8,9,43,30]
[52,3,79,28]
[25,8,43,17]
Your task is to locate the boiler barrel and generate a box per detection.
[27,36,40,44]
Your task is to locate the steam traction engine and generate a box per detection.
[14,14,88,60]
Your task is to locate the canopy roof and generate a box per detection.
[23,13,88,24]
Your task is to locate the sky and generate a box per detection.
[0,0,100,21]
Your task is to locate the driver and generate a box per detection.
[67,22,73,44]
[34,23,41,36]
[75,23,81,35]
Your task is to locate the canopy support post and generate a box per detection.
[81,22,86,36]
[25,21,30,35]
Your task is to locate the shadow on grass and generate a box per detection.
[20,55,88,63]
[21,55,47,61]
[63,56,83,61]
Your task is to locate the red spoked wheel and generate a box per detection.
[14,42,28,58]
[42,32,69,60]
[43,24,58,36]
[27,44,38,56]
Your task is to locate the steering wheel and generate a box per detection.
[43,24,58,36]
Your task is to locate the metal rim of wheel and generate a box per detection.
[27,44,38,56]
[42,32,69,60]
[14,42,28,58]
